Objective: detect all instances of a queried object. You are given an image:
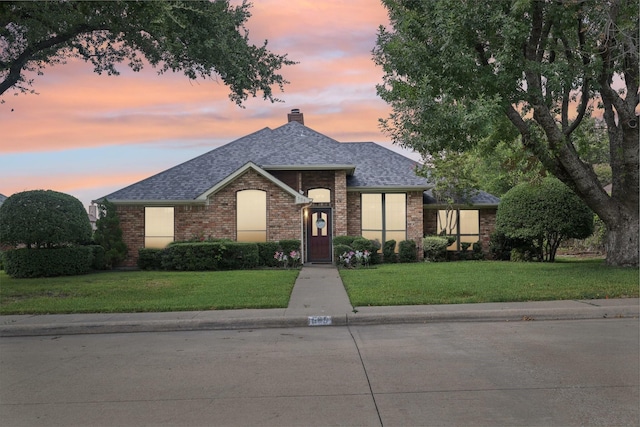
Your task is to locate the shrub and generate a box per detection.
[423,236,449,262]
[278,239,301,254]
[92,199,127,268]
[4,246,93,278]
[137,248,163,270]
[0,190,92,248]
[333,244,352,262]
[496,177,594,262]
[86,245,106,270]
[383,240,397,263]
[333,236,358,247]
[158,242,259,271]
[257,242,280,267]
[398,239,417,263]
[472,241,485,260]
[351,237,381,264]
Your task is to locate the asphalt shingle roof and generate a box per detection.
[101,121,432,202]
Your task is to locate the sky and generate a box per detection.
[0,0,422,210]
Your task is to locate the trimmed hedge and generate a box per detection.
[138,248,163,270]
[139,240,301,271]
[383,240,397,263]
[398,239,417,263]
[4,246,93,278]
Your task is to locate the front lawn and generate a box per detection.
[339,259,639,307]
[0,269,300,315]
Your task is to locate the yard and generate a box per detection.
[0,259,637,315]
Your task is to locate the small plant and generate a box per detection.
[338,250,371,268]
[398,239,417,263]
[459,242,471,260]
[274,250,301,268]
[383,240,397,263]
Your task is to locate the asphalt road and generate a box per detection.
[1,318,638,426]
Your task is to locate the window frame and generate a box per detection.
[144,207,175,248]
[437,209,480,251]
[236,189,267,242]
[361,193,407,252]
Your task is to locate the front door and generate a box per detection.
[307,208,332,262]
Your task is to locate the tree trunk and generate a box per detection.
[605,210,639,267]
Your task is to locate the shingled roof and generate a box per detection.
[100,121,432,202]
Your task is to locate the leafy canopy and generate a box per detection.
[0,1,295,105]
[374,0,639,266]
[0,190,92,248]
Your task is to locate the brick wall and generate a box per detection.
[116,169,304,267]
[407,191,424,260]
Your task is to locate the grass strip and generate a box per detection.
[0,269,300,315]
[339,259,639,306]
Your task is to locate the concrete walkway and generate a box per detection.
[0,264,638,337]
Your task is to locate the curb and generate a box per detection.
[1,305,637,337]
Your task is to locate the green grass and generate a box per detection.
[0,269,300,315]
[339,259,639,307]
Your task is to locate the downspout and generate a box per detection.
[299,201,313,264]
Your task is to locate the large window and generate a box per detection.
[361,193,406,252]
[237,190,267,242]
[437,209,480,250]
[145,207,174,248]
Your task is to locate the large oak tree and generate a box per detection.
[0,0,294,104]
[374,0,638,266]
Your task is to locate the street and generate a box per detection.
[1,319,638,426]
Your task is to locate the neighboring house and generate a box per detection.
[98,110,499,267]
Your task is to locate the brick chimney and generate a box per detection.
[287,108,304,125]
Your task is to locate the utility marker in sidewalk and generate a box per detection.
[308,316,332,326]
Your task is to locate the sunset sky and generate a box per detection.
[0,0,422,210]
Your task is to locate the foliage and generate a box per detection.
[87,244,106,270]
[383,240,397,263]
[0,190,92,248]
[0,269,300,314]
[375,0,639,266]
[274,250,301,268]
[337,250,371,269]
[257,242,280,267]
[137,248,163,270]
[351,237,381,264]
[4,246,93,278]
[339,260,638,307]
[278,239,301,255]
[333,236,358,247]
[159,241,261,271]
[472,242,485,261]
[422,236,450,262]
[92,199,127,268]
[398,239,417,263]
[0,1,294,105]
[489,231,535,261]
[496,178,594,262]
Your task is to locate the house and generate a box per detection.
[98,110,499,267]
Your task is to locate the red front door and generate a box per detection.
[307,208,332,262]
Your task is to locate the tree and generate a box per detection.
[0,1,294,105]
[93,199,127,269]
[0,190,92,248]
[496,178,594,262]
[374,0,639,266]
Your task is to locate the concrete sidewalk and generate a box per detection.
[1,264,638,337]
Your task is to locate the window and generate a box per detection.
[237,190,267,242]
[437,209,480,250]
[145,207,174,248]
[308,188,331,203]
[361,193,406,252]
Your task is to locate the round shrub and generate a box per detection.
[496,178,594,262]
[423,236,449,262]
[0,190,92,248]
[383,240,397,263]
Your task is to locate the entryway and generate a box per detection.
[307,208,332,263]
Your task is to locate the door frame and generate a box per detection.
[306,207,333,263]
